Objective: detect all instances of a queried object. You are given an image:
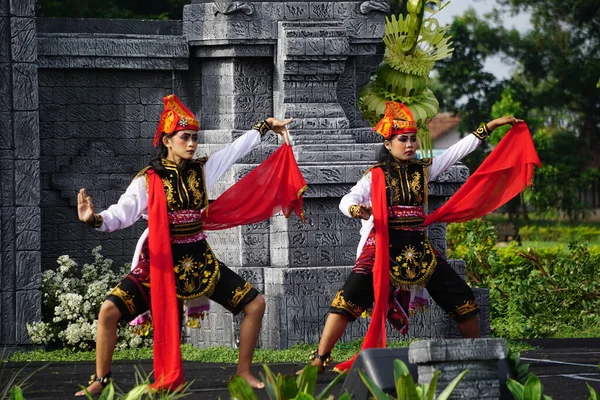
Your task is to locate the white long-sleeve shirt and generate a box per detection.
[340,134,482,257]
[96,129,262,232]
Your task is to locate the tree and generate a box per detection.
[433,1,600,222]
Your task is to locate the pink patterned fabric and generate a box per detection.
[168,210,202,224]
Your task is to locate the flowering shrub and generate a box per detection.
[27,246,151,351]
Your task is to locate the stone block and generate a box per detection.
[15,160,39,206]
[0,112,12,150]
[10,0,35,17]
[12,63,37,111]
[16,251,40,289]
[15,289,41,344]
[283,3,309,20]
[15,206,39,250]
[113,88,140,104]
[409,338,507,364]
[13,111,39,159]
[1,291,15,344]
[10,18,36,62]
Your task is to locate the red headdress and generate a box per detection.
[153,94,200,147]
[373,101,418,139]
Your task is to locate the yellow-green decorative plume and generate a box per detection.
[359,0,454,157]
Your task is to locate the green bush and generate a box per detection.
[448,220,600,338]
[27,247,152,351]
[519,225,600,242]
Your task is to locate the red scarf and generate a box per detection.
[146,143,306,389]
[147,169,184,391]
[334,122,541,372]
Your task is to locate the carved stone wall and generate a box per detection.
[0,0,41,345]
[0,0,491,348]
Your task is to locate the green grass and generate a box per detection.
[5,338,533,364]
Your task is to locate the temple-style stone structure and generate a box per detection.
[0,0,490,348]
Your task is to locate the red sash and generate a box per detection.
[334,122,541,372]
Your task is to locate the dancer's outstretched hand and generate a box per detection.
[488,116,523,131]
[77,188,95,224]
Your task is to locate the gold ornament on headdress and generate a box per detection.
[373,102,417,139]
[153,94,200,147]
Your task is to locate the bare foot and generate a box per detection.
[237,372,265,389]
[74,381,104,396]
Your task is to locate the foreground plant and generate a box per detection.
[228,364,350,400]
[358,359,468,400]
[80,367,193,400]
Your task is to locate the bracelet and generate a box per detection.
[472,123,491,140]
[349,205,361,219]
[252,120,271,136]
[87,214,103,228]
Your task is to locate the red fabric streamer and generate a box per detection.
[145,143,307,388]
[424,122,541,225]
[334,122,541,372]
[201,143,307,230]
[147,170,185,391]
[334,167,389,372]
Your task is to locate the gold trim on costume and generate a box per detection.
[110,287,136,315]
[454,300,479,316]
[229,281,253,309]
[330,290,363,319]
[186,170,204,208]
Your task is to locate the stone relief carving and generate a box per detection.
[359,0,390,14]
[213,2,255,16]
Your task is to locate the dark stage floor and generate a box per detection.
[3,339,600,399]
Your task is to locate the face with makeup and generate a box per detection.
[384,132,418,161]
[162,129,199,165]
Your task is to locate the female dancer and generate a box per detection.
[76,94,293,394]
[307,101,521,372]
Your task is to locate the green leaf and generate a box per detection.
[315,371,346,400]
[586,383,599,400]
[262,364,278,400]
[423,371,439,400]
[9,386,24,400]
[97,382,115,400]
[357,370,391,400]
[437,369,469,400]
[227,375,259,400]
[296,365,317,395]
[506,377,525,400]
[293,393,315,400]
[523,374,542,399]
[279,374,300,399]
[395,374,420,400]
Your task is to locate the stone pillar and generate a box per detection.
[274,21,350,132]
[409,338,508,399]
[0,0,41,345]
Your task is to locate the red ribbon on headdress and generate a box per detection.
[334,122,541,372]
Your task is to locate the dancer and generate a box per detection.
[76,94,298,395]
[306,101,527,373]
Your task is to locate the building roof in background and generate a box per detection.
[427,113,461,139]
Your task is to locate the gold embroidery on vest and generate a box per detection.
[161,178,176,210]
[186,169,204,209]
[409,171,422,203]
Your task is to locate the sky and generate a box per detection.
[433,0,532,80]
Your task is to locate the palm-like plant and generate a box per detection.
[227,364,350,400]
[359,0,454,158]
[358,359,468,400]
